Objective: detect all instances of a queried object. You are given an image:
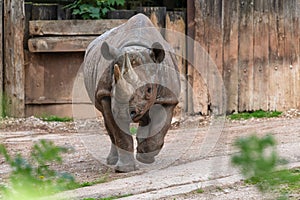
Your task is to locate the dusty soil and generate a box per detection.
[0,109,300,199]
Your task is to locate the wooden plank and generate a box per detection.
[252,0,269,111]
[206,0,224,114]
[29,19,127,36]
[296,2,300,109]
[24,2,32,50]
[193,0,208,115]
[31,3,58,20]
[28,36,97,52]
[223,1,239,113]
[25,52,84,105]
[0,0,3,116]
[268,0,285,111]
[165,11,187,113]
[107,10,136,19]
[137,7,166,28]
[283,0,298,109]
[137,7,166,36]
[26,104,74,118]
[238,0,254,112]
[3,0,25,117]
[187,0,196,114]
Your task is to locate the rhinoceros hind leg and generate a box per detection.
[106,143,118,165]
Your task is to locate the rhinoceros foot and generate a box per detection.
[106,156,118,165]
[136,153,155,164]
[114,149,136,173]
[115,162,136,173]
[106,144,118,165]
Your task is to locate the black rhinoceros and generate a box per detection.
[82,13,180,172]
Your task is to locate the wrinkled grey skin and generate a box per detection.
[82,14,180,172]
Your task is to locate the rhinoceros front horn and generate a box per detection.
[101,41,121,60]
[150,42,165,63]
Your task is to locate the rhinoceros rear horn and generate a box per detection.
[101,41,121,60]
[150,42,165,63]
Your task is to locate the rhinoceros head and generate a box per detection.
[101,41,165,123]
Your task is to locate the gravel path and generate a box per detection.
[0,110,300,199]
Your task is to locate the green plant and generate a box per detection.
[66,0,125,19]
[229,110,282,120]
[130,126,137,135]
[0,93,8,118]
[196,188,204,193]
[38,114,73,122]
[231,134,300,199]
[0,140,78,200]
[80,175,108,187]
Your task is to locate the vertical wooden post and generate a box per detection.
[165,11,187,114]
[222,1,239,113]
[187,0,195,114]
[0,0,3,116]
[252,0,269,111]
[237,0,254,112]
[3,0,25,117]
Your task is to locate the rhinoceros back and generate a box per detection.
[83,13,180,104]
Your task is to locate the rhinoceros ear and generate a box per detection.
[150,42,165,63]
[101,41,120,60]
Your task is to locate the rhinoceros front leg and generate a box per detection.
[100,98,136,172]
[136,104,175,164]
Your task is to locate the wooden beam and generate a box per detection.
[28,36,97,52]
[4,0,25,117]
[29,19,127,36]
[0,0,3,116]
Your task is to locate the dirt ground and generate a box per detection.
[0,109,300,199]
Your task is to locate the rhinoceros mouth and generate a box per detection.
[131,113,144,123]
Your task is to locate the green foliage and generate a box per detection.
[130,126,137,135]
[39,114,73,122]
[229,110,282,120]
[0,140,77,200]
[231,134,300,199]
[0,93,8,118]
[80,175,108,187]
[65,0,125,19]
[196,188,204,194]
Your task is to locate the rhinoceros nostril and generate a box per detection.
[130,110,137,119]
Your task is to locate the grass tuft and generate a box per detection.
[196,188,204,193]
[38,115,73,122]
[229,110,282,120]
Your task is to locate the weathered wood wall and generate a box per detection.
[25,19,126,117]
[193,0,300,113]
[3,0,25,117]
[25,8,188,118]
[0,0,3,116]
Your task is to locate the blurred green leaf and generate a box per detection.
[0,140,77,200]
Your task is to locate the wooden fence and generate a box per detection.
[1,0,300,117]
[192,0,300,114]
